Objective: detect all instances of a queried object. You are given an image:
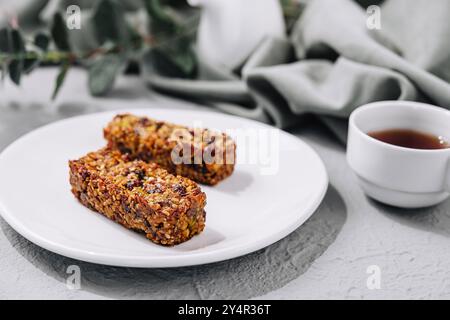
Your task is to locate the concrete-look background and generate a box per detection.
[1,68,450,299]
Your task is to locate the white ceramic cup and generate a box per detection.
[347,101,450,208]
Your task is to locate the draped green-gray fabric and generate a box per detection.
[146,0,450,141]
[2,0,450,141]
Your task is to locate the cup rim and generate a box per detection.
[349,100,450,154]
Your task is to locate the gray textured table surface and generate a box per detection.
[1,68,450,299]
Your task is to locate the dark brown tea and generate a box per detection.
[368,129,449,150]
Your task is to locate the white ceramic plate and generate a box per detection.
[0,109,328,268]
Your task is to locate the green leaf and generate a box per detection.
[8,60,22,84]
[143,46,195,79]
[34,32,50,51]
[8,29,25,85]
[88,54,124,96]
[51,12,71,51]
[155,33,197,77]
[10,29,25,53]
[127,25,144,50]
[167,44,196,76]
[23,55,40,74]
[52,60,70,100]
[144,0,179,36]
[142,49,179,78]
[0,28,12,81]
[93,0,129,46]
[142,1,198,77]
[1,61,7,82]
[0,28,12,53]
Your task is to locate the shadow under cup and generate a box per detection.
[347,101,450,208]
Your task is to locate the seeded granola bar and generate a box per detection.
[69,148,206,246]
[103,114,236,185]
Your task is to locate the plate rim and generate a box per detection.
[0,108,329,268]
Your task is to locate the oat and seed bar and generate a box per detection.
[104,114,236,185]
[69,148,206,246]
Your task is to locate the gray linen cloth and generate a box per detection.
[145,0,450,141]
[2,0,450,141]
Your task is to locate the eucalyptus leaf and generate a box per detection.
[93,0,129,46]
[34,32,50,51]
[0,28,11,81]
[8,29,25,85]
[1,62,6,82]
[88,54,124,96]
[166,41,196,76]
[52,60,70,100]
[8,61,22,85]
[23,55,40,74]
[0,28,12,53]
[51,12,71,51]
[0,0,200,98]
[11,30,25,52]
[143,48,194,79]
[144,0,179,36]
[127,24,144,51]
[143,1,198,77]
[156,34,197,77]
[65,10,101,57]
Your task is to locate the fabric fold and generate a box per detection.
[2,0,450,140]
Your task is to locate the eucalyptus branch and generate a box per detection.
[281,0,304,32]
[0,0,200,99]
[0,0,296,99]
[0,51,73,64]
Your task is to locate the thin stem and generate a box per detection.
[0,15,198,66]
[0,51,74,63]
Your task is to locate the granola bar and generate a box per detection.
[69,148,206,246]
[103,114,236,185]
